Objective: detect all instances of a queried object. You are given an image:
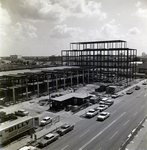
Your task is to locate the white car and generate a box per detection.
[40,116,52,126]
[101,97,108,101]
[15,109,29,116]
[97,112,110,121]
[86,109,99,118]
[96,105,108,112]
[18,146,38,150]
[111,94,119,98]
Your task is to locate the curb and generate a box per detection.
[118,115,147,150]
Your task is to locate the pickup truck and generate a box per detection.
[38,133,59,147]
[57,124,74,136]
[15,109,29,116]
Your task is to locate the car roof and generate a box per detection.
[45,133,54,138]
[100,112,108,115]
[89,109,95,111]
[44,116,51,120]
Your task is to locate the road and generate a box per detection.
[42,85,147,150]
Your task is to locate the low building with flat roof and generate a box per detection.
[51,92,89,110]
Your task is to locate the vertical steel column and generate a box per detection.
[56,74,58,91]
[25,77,28,101]
[37,75,39,97]
[77,70,79,85]
[12,78,16,103]
[64,73,66,89]
[71,72,72,87]
[83,70,85,84]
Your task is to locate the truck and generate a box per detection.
[0,116,39,145]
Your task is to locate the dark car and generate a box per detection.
[126,90,134,94]
[57,124,74,136]
[135,85,140,90]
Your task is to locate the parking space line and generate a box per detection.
[61,145,68,150]
[79,130,90,138]
[123,120,130,126]
[109,131,118,140]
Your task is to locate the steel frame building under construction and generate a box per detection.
[0,40,137,105]
[62,40,137,83]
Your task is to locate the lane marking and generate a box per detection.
[61,145,68,150]
[99,148,102,150]
[80,130,90,138]
[123,120,130,126]
[109,131,118,140]
[111,110,117,115]
[144,94,147,97]
[134,112,138,116]
[79,112,126,150]
[141,105,145,109]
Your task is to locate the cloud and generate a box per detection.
[100,19,119,39]
[135,1,141,7]
[136,7,147,18]
[1,0,106,23]
[135,1,142,7]
[82,19,123,41]
[128,27,140,36]
[0,3,11,37]
[50,24,84,39]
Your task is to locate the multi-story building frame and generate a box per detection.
[62,40,137,83]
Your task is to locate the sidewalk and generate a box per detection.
[125,119,147,150]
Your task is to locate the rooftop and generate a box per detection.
[51,92,89,102]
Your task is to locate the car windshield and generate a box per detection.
[62,124,70,129]
[101,113,107,116]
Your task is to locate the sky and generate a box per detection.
[0,0,147,57]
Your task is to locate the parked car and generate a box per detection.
[142,82,147,85]
[99,101,105,105]
[135,85,140,90]
[96,105,108,112]
[86,109,99,118]
[111,94,119,98]
[126,90,134,94]
[38,133,59,147]
[101,97,108,101]
[40,116,52,126]
[18,146,38,150]
[57,124,74,136]
[105,100,114,106]
[15,109,29,116]
[97,112,110,121]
